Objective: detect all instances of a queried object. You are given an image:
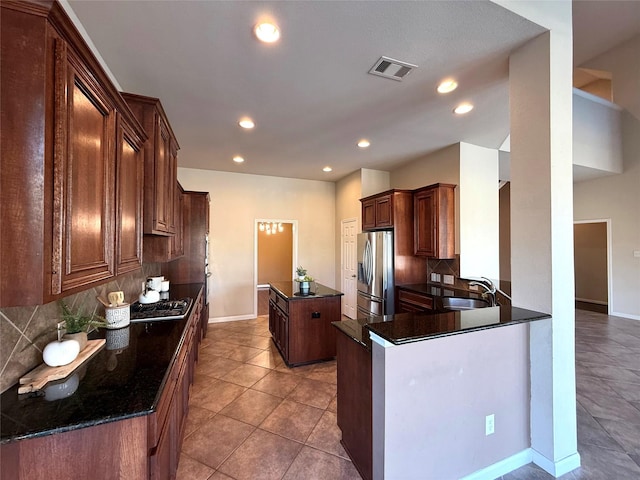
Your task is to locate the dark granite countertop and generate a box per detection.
[0,283,203,445]
[270,281,343,300]
[333,306,550,350]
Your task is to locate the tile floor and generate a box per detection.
[178,309,640,480]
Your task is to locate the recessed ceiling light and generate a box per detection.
[323,166,333,172]
[254,22,280,43]
[357,139,370,148]
[238,118,255,129]
[454,103,474,115]
[233,156,245,163]
[437,79,458,94]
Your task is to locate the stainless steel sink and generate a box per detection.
[441,297,490,310]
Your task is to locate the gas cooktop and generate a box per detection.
[130,298,192,321]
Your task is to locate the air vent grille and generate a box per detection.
[368,56,418,81]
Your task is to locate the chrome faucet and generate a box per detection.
[466,277,512,306]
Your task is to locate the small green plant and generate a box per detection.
[59,301,107,334]
[296,266,307,277]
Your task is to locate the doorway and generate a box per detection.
[574,220,610,314]
[255,220,297,316]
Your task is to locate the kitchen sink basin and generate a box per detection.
[441,297,490,310]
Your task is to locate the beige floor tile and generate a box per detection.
[183,405,217,438]
[176,453,215,480]
[327,395,338,413]
[283,446,362,480]
[209,472,234,480]
[221,363,271,387]
[225,344,265,362]
[251,370,302,398]
[218,428,303,480]
[190,379,247,413]
[259,399,324,443]
[306,369,338,385]
[246,349,285,369]
[197,355,245,379]
[220,389,283,426]
[287,377,337,409]
[306,410,349,459]
[181,415,255,469]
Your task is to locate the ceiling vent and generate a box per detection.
[368,56,418,81]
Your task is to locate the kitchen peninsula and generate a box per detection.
[334,305,551,480]
[269,281,343,367]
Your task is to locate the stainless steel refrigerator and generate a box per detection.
[357,231,394,317]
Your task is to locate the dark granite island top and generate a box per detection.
[333,306,551,350]
[0,283,203,445]
[270,281,343,299]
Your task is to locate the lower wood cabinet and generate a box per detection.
[396,287,434,313]
[268,287,339,366]
[336,330,372,480]
[1,290,204,480]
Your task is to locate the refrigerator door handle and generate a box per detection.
[363,239,373,286]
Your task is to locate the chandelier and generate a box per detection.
[259,222,284,235]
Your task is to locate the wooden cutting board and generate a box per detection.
[18,339,106,394]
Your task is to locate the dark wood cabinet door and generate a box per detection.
[414,188,437,257]
[153,116,172,232]
[170,185,184,258]
[361,199,376,230]
[115,113,144,275]
[52,42,115,294]
[375,195,393,227]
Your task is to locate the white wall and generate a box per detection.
[178,168,336,320]
[361,168,390,198]
[573,89,623,174]
[372,323,531,479]
[335,170,363,287]
[459,143,500,280]
[581,35,640,120]
[574,112,640,320]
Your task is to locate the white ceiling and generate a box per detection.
[66,1,639,183]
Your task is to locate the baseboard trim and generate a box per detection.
[460,449,533,480]
[208,314,256,323]
[575,297,607,306]
[532,449,581,477]
[610,311,640,321]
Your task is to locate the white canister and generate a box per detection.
[161,280,170,292]
[105,303,130,329]
[146,276,164,291]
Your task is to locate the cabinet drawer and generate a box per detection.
[275,294,288,315]
[397,289,433,310]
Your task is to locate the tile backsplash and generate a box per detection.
[0,264,160,393]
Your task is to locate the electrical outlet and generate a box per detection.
[469,284,479,291]
[431,273,441,282]
[634,250,640,258]
[443,274,454,285]
[485,414,495,436]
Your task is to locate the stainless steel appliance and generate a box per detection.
[357,231,394,317]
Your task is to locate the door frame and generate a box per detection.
[254,218,299,318]
[573,219,612,314]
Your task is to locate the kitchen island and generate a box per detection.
[333,306,551,480]
[1,284,204,480]
[269,281,343,367]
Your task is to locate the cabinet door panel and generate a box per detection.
[52,44,115,294]
[115,115,143,274]
[361,199,376,231]
[414,189,436,257]
[375,195,393,227]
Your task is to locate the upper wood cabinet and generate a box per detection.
[360,190,427,285]
[413,183,456,259]
[0,1,146,307]
[115,114,145,275]
[361,193,394,230]
[121,93,179,236]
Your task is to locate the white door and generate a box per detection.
[341,218,357,319]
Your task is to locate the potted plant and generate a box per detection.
[59,301,107,351]
[295,266,307,280]
[295,275,314,295]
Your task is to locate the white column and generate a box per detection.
[509,13,580,478]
